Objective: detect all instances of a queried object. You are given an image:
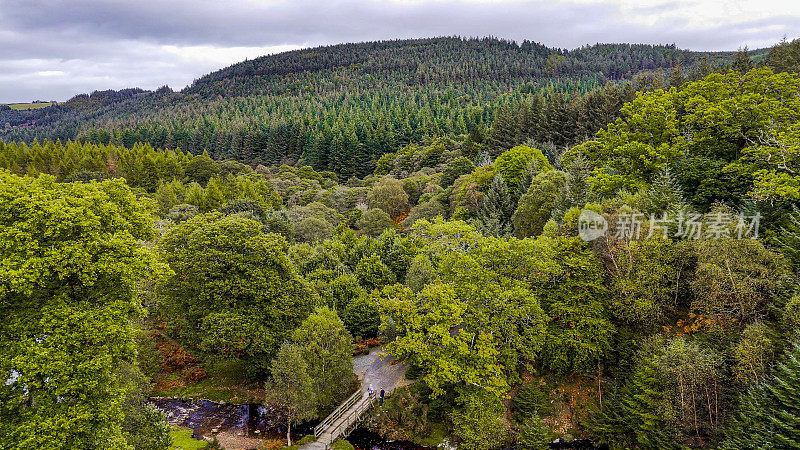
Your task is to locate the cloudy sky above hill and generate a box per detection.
[2,0,798,102]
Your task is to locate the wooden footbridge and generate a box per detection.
[300,347,407,449]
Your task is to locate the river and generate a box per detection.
[150,398,606,449]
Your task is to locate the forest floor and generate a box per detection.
[212,432,267,450]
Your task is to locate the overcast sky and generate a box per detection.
[1,0,798,103]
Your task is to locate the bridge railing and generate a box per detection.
[325,394,376,443]
[313,389,363,438]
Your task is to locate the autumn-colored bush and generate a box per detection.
[152,332,207,383]
[156,339,200,373]
[181,366,208,383]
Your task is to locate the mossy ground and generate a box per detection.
[169,426,208,449]
[153,359,264,404]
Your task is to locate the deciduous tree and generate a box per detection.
[265,342,316,446]
[0,173,159,449]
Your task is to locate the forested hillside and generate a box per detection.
[2,37,739,178]
[3,37,800,450]
[3,42,800,447]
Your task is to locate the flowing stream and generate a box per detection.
[150,398,606,449]
[149,397,314,441]
[346,427,434,449]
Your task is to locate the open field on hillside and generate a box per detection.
[5,102,56,110]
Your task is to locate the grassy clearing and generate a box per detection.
[153,359,265,404]
[331,440,356,450]
[169,426,208,450]
[5,102,57,110]
[415,422,449,446]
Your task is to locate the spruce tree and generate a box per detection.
[564,152,590,209]
[476,174,514,237]
[732,47,754,73]
[487,104,519,155]
[765,347,800,448]
[722,342,800,449]
[620,356,680,449]
[644,168,685,214]
[518,414,550,450]
[778,205,800,269]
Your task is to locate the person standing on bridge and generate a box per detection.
[368,384,374,396]
[379,388,385,406]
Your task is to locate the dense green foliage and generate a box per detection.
[2,37,800,450]
[157,212,314,378]
[265,307,355,445]
[721,342,800,449]
[566,67,800,206]
[287,307,355,415]
[2,37,738,178]
[0,173,161,449]
[118,362,172,450]
[265,342,316,446]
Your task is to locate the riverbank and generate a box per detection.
[151,397,316,448]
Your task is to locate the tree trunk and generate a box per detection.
[597,362,603,408]
[691,387,699,437]
[287,422,292,447]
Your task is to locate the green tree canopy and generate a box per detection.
[691,237,790,324]
[494,145,553,197]
[265,342,316,446]
[565,68,800,204]
[368,176,410,219]
[0,172,159,449]
[157,212,314,378]
[450,386,509,450]
[288,307,355,416]
[512,170,568,238]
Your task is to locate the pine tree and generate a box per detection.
[778,205,800,269]
[620,357,680,449]
[487,104,519,155]
[518,414,550,450]
[512,383,551,421]
[476,174,514,237]
[643,168,685,214]
[722,342,800,449]
[668,65,686,88]
[564,152,590,209]
[732,47,754,73]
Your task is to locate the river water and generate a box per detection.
[150,398,606,449]
[150,397,313,440]
[347,428,434,449]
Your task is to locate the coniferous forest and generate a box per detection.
[2,37,740,178]
[2,36,800,450]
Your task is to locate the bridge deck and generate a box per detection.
[300,347,407,448]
